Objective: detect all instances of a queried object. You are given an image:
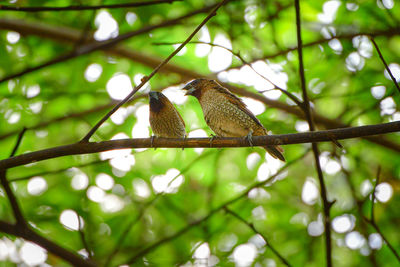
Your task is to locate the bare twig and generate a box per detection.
[224,208,292,266]
[81,0,229,142]
[124,154,305,265]
[9,159,106,182]
[0,130,95,266]
[76,211,93,259]
[224,28,400,72]
[370,37,400,95]
[0,220,96,267]
[0,120,399,169]
[1,128,28,227]
[153,40,303,106]
[370,166,381,223]
[1,18,399,152]
[340,165,379,266]
[0,3,219,84]
[294,1,332,266]
[9,127,27,157]
[0,0,181,12]
[0,170,26,227]
[104,150,214,266]
[364,167,400,262]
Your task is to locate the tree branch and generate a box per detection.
[9,127,27,157]
[363,167,400,263]
[1,128,28,227]
[1,18,400,152]
[104,150,214,266]
[224,208,292,266]
[80,0,229,142]
[0,0,181,12]
[294,1,332,266]
[370,37,400,95]
[124,155,304,265]
[0,170,26,227]
[0,220,96,267]
[0,121,399,170]
[0,129,95,266]
[224,28,400,72]
[0,3,220,84]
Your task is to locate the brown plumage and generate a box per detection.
[149,91,186,138]
[183,79,285,161]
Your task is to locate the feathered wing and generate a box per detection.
[214,85,263,127]
[215,85,285,161]
[175,106,186,128]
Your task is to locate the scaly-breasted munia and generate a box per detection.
[183,79,285,161]
[149,91,186,138]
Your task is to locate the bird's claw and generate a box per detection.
[245,131,254,147]
[182,135,187,151]
[150,135,157,150]
[209,134,217,148]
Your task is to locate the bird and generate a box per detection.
[183,79,285,161]
[148,91,186,139]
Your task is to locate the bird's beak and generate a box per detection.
[149,91,158,100]
[184,86,195,96]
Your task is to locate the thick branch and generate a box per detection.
[0,220,96,267]
[0,121,399,169]
[1,19,400,151]
[0,0,180,12]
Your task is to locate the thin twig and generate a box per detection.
[104,150,214,266]
[224,208,292,266]
[9,159,106,182]
[223,27,400,73]
[370,37,400,95]
[0,170,26,227]
[1,128,28,227]
[370,166,381,223]
[294,1,332,266]
[364,166,400,262]
[0,0,181,12]
[365,219,400,263]
[81,0,229,142]
[1,120,399,169]
[124,154,305,265]
[0,3,219,84]
[1,20,399,152]
[76,211,93,259]
[0,220,96,267]
[340,165,379,267]
[153,41,303,106]
[9,127,27,157]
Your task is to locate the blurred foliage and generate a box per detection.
[0,0,400,266]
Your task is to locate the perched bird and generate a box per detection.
[149,91,186,138]
[183,79,285,161]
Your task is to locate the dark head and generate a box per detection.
[149,91,169,113]
[183,79,217,98]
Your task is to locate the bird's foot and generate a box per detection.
[150,135,157,150]
[245,131,254,147]
[182,135,187,151]
[209,134,217,148]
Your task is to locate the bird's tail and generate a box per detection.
[264,145,285,162]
